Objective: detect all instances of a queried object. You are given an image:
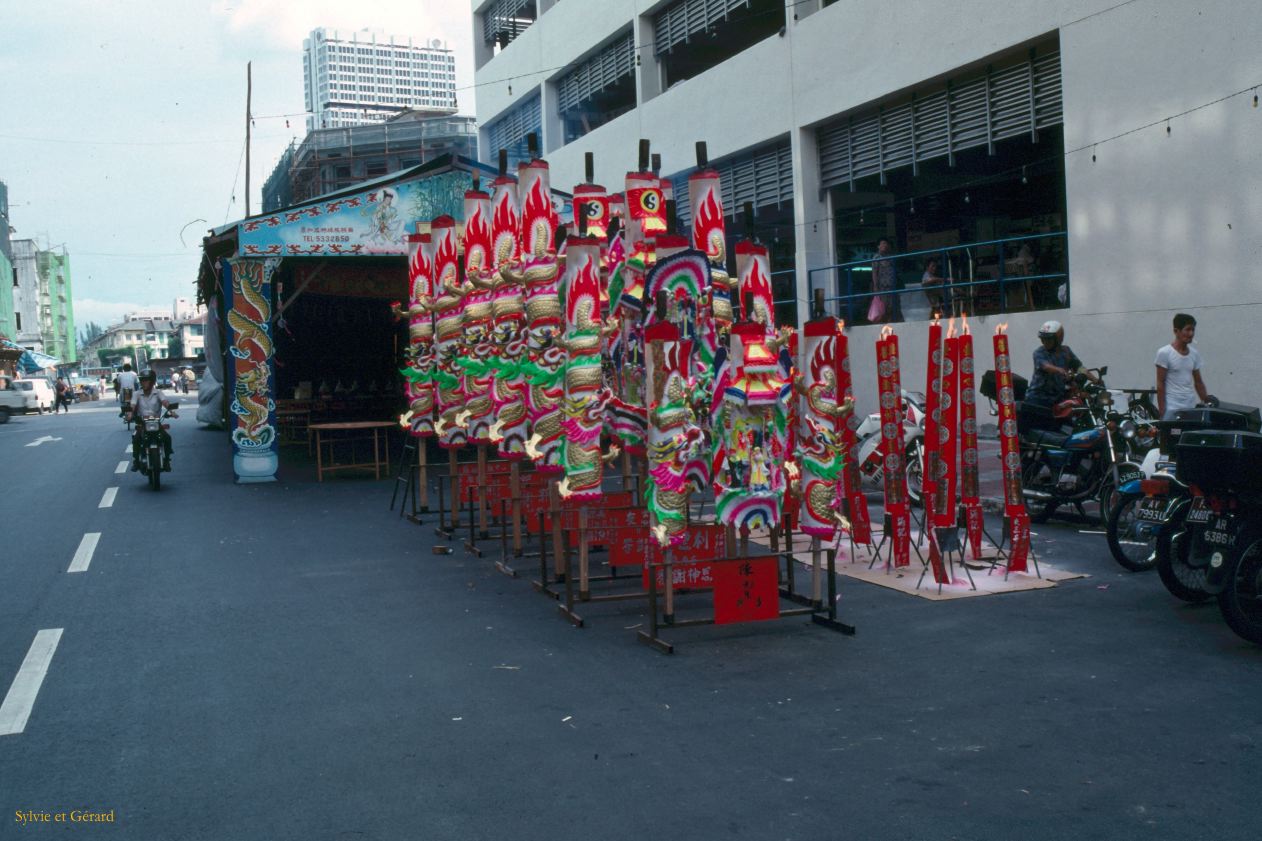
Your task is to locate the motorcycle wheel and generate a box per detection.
[148,446,161,491]
[904,441,924,508]
[1106,493,1159,572]
[1155,522,1210,603]
[1096,478,1120,528]
[1218,536,1262,645]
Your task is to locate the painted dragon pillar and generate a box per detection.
[226,256,280,483]
[794,319,854,538]
[488,173,530,459]
[646,321,699,548]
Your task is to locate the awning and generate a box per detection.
[1,340,61,374]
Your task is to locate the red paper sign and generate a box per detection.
[638,524,726,588]
[1008,510,1031,572]
[713,556,779,624]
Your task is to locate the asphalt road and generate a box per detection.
[1,404,1260,840]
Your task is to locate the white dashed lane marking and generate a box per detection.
[67,533,101,573]
[115,460,128,474]
[0,629,64,736]
[99,488,117,509]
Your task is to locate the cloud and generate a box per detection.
[74,298,173,330]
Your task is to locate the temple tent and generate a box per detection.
[195,153,572,483]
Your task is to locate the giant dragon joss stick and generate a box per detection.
[688,166,733,341]
[710,242,792,531]
[793,319,854,539]
[395,231,435,437]
[488,172,530,460]
[835,329,873,544]
[430,216,467,449]
[518,159,565,472]
[459,187,496,444]
[645,319,699,548]
[557,235,616,500]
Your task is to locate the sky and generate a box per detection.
[0,0,477,333]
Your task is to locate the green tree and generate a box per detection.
[168,334,184,359]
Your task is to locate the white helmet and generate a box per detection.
[1038,320,1063,339]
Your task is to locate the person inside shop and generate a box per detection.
[921,257,946,317]
[1023,320,1099,428]
[130,369,177,472]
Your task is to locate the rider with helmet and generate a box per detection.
[1025,320,1099,420]
[130,369,176,472]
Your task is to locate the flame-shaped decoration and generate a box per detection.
[737,243,774,327]
[463,200,492,273]
[995,322,1008,335]
[880,325,895,339]
[521,168,553,258]
[692,182,726,264]
[810,336,836,382]
[566,248,601,328]
[406,233,432,300]
[960,312,971,335]
[432,219,459,290]
[491,179,519,267]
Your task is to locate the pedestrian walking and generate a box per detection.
[54,376,71,413]
[1156,312,1210,420]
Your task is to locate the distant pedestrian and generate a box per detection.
[869,238,901,323]
[54,377,71,413]
[1156,313,1211,420]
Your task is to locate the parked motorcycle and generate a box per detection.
[1008,368,1142,525]
[854,389,926,506]
[136,403,178,491]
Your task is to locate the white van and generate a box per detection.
[10,379,55,413]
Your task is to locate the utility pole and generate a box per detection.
[245,61,252,217]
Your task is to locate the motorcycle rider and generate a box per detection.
[130,369,176,472]
[1026,320,1099,416]
[116,363,140,417]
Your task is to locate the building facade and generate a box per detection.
[262,111,478,212]
[82,316,177,368]
[473,0,1262,407]
[304,27,459,131]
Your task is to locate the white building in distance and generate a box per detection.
[473,0,1262,408]
[304,27,459,131]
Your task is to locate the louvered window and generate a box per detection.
[482,0,538,49]
[654,0,751,56]
[557,32,635,113]
[485,93,541,158]
[673,139,793,229]
[818,48,1062,190]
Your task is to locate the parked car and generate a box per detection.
[9,378,55,413]
[0,379,27,422]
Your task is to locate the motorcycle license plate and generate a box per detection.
[1198,515,1238,550]
[1136,496,1175,523]
[1186,497,1213,525]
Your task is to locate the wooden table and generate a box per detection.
[309,421,395,482]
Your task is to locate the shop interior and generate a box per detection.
[830,125,1069,324]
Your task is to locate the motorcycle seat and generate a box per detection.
[1023,428,1070,448]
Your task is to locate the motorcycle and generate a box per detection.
[854,389,926,506]
[1105,435,1172,572]
[136,403,178,491]
[1007,367,1143,525]
[1151,403,1261,604]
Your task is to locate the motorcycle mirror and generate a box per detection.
[1098,366,1108,377]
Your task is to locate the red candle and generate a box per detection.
[935,331,960,528]
[992,327,1029,572]
[877,330,910,567]
[958,323,985,558]
[922,319,942,518]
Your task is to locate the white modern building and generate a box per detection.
[304,27,459,131]
[473,0,1262,408]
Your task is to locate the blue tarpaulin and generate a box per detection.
[1,339,60,374]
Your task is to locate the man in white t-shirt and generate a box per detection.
[1155,313,1210,420]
